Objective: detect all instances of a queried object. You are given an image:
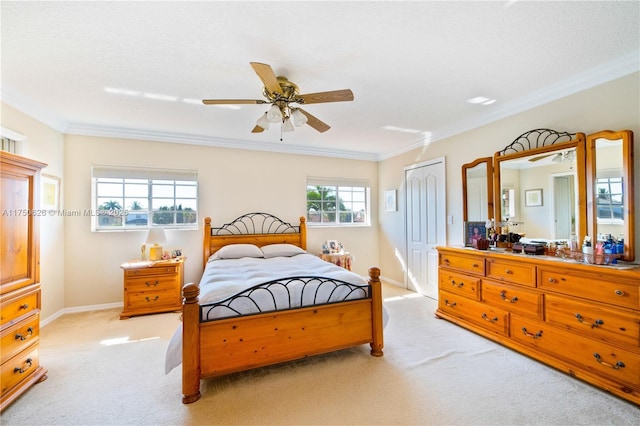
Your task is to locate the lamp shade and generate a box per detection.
[266,104,283,123]
[145,228,167,245]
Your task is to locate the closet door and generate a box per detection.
[404,158,446,299]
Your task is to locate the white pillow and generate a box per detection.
[210,244,264,260]
[261,244,307,259]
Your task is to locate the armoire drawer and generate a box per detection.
[511,315,639,389]
[0,345,40,395]
[481,280,544,319]
[439,290,509,337]
[438,270,480,301]
[538,267,639,309]
[486,258,536,287]
[0,291,39,327]
[545,294,640,349]
[0,315,40,364]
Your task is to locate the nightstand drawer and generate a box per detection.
[486,258,536,287]
[0,315,40,364]
[124,276,178,292]
[125,266,178,277]
[124,290,181,312]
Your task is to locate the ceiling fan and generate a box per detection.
[202,62,354,134]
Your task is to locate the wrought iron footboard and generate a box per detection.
[200,276,371,322]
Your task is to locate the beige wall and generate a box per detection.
[1,103,65,320]
[62,135,379,310]
[378,72,640,284]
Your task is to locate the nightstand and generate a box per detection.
[319,252,352,270]
[120,257,185,319]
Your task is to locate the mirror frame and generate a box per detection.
[493,129,587,241]
[586,130,635,261]
[462,157,494,223]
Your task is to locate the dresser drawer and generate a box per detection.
[538,267,639,309]
[439,290,509,337]
[486,258,536,287]
[481,280,544,319]
[545,294,640,349]
[0,345,40,395]
[0,315,39,364]
[511,315,639,389]
[438,269,480,300]
[0,290,39,328]
[439,252,485,276]
[124,290,181,312]
[124,265,178,277]
[124,276,178,292]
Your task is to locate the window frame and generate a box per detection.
[306,177,370,227]
[91,165,198,231]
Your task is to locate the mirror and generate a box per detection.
[462,157,494,222]
[586,130,635,261]
[493,130,587,243]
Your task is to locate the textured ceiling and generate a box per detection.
[1,1,639,160]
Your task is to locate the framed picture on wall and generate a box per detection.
[385,189,397,212]
[525,188,543,207]
[41,174,61,210]
[464,221,486,247]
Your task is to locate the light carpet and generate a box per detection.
[1,285,638,425]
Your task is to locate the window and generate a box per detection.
[306,177,369,226]
[595,177,623,222]
[92,165,198,231]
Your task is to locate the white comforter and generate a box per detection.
[165,253,384,373]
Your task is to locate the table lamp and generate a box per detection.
[144,228,167,261]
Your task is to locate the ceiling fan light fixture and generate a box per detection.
[291,109,308,127]
[256,112,270,130]
[266,104,283,123]
[282,117,295,132]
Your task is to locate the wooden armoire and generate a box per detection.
[1,151,48,411]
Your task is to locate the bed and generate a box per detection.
[166,212,385,404]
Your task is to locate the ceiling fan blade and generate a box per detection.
[298,89,354,104]
[250,62,283,95]
[251,125,265,133]
[299,108,330,133]
[202,99,266,105]
[528,153,555,162]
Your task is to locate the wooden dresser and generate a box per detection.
[436,246,640,405]
[1,151,48,411]
[120,257,185,319]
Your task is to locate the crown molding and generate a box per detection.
[1,84,69,133]
[377,50,640,161]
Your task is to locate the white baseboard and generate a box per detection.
[380,275,405,288]
[41,302,124,327]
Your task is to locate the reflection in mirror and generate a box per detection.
[587,130,634,261]
[493,129,587,244]
[462,157,493,222]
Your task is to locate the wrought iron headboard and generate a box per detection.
[496,128,579,156]
[210,212,300,235]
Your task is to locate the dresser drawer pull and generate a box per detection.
[593,353,625,370]
[575,314,604,328]
[472,263,479,268]
[499,291,518,303]
[481,313,498,323]
[504,269,513,274]
[450,280,464,288]
[444,299,457,308]
[145,296,160,303]
[14,358,33,374]
[15,327,34,341]
[521,327,543,339]
[443,258,450,265]
[614,289,624,296]
[19,303,29,310]
[145,280,160,287]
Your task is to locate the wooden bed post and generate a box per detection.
[368,266,384,357]
[182,282,201,404]
[202,217,212,269]
[298,216,307,250]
